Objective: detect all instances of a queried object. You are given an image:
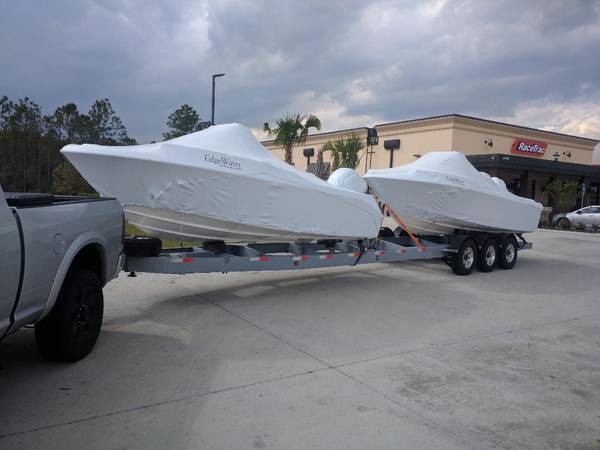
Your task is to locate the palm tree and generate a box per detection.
[322,133,364,171]
[263,113,321,165]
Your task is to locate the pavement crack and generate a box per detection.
[192,292,334,370]
[0,367,329,439]
[334,313,600,370]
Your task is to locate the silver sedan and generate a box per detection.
[554,206,600,229]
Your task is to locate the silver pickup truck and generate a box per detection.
[0,184,123,361]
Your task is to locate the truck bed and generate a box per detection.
[4,192,116,208]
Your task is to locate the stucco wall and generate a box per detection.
[264,116,598,173]
[365,125,453,173]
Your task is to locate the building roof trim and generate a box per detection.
[376,114,600,145]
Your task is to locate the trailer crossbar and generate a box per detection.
[124,238,448,275]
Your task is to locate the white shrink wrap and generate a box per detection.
[327,168,368,193]
[364,151,543,235]
[61,124,383,242]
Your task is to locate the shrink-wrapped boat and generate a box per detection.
[61,124,383,242]
[364,151,542,235]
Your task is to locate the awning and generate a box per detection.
[467,153,600,178]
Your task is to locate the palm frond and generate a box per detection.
[263,112,322,165]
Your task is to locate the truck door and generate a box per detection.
[0,187,22,337]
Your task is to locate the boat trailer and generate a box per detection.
[124,234,532,276]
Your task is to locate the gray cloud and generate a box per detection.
[1,0,600,143]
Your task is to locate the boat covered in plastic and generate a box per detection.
[61,124,383,242]
[364,151,542,235]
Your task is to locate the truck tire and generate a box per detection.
[123,235,162,257]
[450,238,477,276]
[498,235,518,270]
[35,269,103,362]
[476,238,498,272]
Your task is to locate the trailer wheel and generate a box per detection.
[476,238,498,272]
[124,235,162,257]
[498,235,518,270]
[35,269,103,362]
[451,239,477,276]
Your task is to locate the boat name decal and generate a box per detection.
[204,153,242,170]
[511,139,547,157]
[445,175,465,185]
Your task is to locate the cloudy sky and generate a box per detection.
[2,0,600,151]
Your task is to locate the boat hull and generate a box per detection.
[365,152,543,235]
[368,178,541,235]
[62,124,383,242]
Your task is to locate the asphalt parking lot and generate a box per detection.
[1,229,599,449]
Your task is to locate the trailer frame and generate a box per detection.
[123,234,532,276]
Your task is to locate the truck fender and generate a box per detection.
[38,231,108,322]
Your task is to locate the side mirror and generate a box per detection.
[576,210,582,214]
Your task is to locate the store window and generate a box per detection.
[506,179,521,195]
[590,183,600,205]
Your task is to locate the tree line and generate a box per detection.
[0,93,360,195]
[0,97,210,194]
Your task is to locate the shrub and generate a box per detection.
[544,180,579,213]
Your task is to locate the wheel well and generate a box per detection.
[69,244,105,285]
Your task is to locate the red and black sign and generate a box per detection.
[511,139,547,157]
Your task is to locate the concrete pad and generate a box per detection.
[341,316,600,449]
[0,369,469,450]
[1,230,599,449]
[174,232,599,366]
[0,274,323,436]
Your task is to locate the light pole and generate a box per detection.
[211,73,226,125]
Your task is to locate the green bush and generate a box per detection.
[544,180,579,213]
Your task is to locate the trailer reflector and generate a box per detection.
[292,255,310,262]
[171,257,195,263]
[250,256,270,262]
[319,254,334,260]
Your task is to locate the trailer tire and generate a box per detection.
[124,235,162,257]
[476,238,498,272]
[451,238,477,276]
[498,235,518,270]
[35,269,103,362]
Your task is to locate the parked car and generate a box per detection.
[553,206,600,229]
[0,184,124,361]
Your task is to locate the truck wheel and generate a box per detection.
[451,238,477,276]
[123,235,162,257]
[35,269,103,362]
[476,238,498,272]
[498,236,518,270]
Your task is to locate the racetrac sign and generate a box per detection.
[511,139,547,157]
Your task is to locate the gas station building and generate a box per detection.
[263,114,600,207]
